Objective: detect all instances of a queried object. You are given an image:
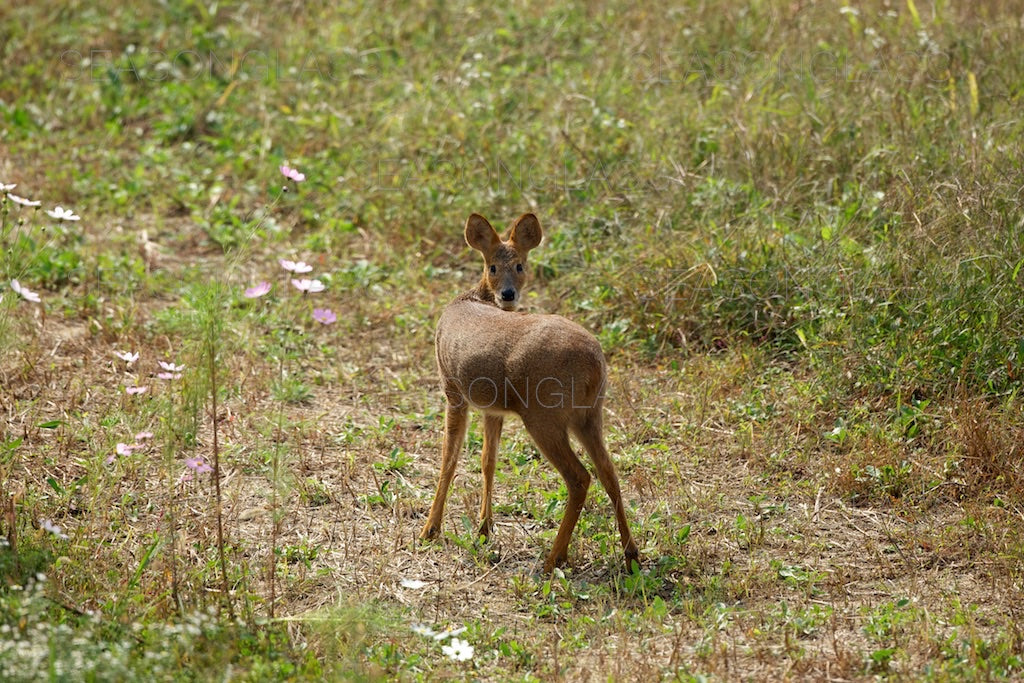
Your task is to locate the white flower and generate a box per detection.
[401,578,428,590]
[917,29,939,54]
[432,625,466,641]
[864,27,886,50]
[411,622,468,642]
[291,278,325,293]
[45,206,81,221]
[0,182,15,191]
[279,259,313,273]
[441,637,474,661]
[10,279,41,303]
[40,519,69,540]
[158,361,185,373]
[7,193,41,207]
[411,623,439,638]
[114,350,139,364]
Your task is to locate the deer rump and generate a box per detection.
[436,300,606,417]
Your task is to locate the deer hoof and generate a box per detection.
[624,545,640,573]
[542,552,568,575]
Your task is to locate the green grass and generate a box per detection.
[2,0,1023,679]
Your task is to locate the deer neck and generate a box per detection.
[463,277,500,308]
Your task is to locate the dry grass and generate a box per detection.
[7,259,1023,679]
[2,0,1024,679]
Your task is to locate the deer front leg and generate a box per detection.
[478,413,504,538]
[420,400,468,540]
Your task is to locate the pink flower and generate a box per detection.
[279,259,313,274]
[135,431,154,441]
[10,279,41,303]
[114,350,139,364]
[244,281,272,298]
[157,361,184,380]
[7,193,41,207]
[280,165,306,182]
[291,278,324,293]
[312,308,337,324]
[126,386,149,395]
[45,206,80,221]
[185,456,213,474]
[107,441,140,464]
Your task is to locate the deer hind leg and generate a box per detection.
[524,422,591,573]
[420,399,469,540]
[478,413,503,538]
[572,413,640,571]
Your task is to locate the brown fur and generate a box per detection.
[420,213,639,573]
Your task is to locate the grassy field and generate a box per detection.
[2,1,1023,680]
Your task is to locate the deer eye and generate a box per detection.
[516,263,524,273]
[489,265,497,274]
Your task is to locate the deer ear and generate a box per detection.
[465,214,500,256]
[509,213,542,253]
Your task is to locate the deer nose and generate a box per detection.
[500,288,516,302]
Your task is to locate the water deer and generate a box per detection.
[420,212,639,573]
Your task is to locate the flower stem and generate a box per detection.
[209,342,234,619]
